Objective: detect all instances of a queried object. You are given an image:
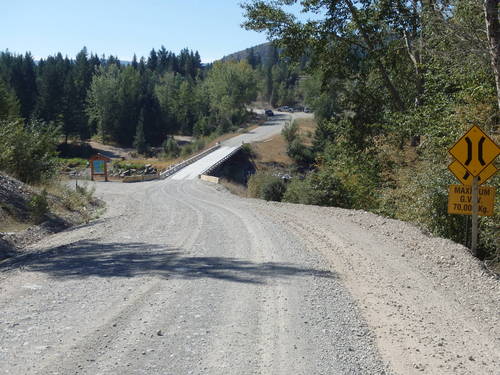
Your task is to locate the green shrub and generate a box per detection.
[180,144,193,157]
[247,171,286,201]
[241,143,253,156]
[0,120,60,184]
[306,168,352,207]
[29,190,49,224]
[379,157,499,261]
[162,137,180,158]
[111,160,145,171]
[76,184,96,202]
[58,158,88,169]
[193,138,206,152]
[60,183,96,212]
[281,120,299,143]
[287,139,315,167]
[282,178,318,204]
[261,178,287,201]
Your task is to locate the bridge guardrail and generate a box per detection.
[198,145,243,178]
[159,144,221,179]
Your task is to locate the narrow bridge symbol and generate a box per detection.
[449,126,499,176]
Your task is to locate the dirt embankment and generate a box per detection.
[0,172,102,260]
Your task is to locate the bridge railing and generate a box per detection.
[198,145,243,178]
[159,144,221,179]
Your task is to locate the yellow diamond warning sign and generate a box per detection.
[447,185,496,216]
[448,160,497,186]
[448,125,499,176]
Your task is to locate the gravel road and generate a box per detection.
[1,149,498,374]
[0,179,390,375]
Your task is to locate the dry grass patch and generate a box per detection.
[219,178,248,197]
[0,215,31,233]
[251,117,317,169]
[297,118,317,146]
[252,136,293,168]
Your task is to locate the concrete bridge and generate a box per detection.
[168,112,294,181]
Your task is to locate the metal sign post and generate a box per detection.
[470,176,479,256]
[447,125,499,254]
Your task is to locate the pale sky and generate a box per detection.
[1,0,278,62]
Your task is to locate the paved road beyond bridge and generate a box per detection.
[171,112,298,180]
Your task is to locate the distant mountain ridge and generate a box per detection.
[221,42,280,66]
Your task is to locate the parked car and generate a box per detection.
[304,107,312,113]
[265,109,274,116]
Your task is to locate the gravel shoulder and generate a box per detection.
[249,197,500,375]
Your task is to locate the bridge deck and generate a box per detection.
[171,146,239,180]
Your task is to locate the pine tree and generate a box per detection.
[73,47,93,139]
[0,79,20,119]
[133,109,148,154]
[147,49,158,72]
[19,53,37,119]
[35,53,67,123]
[157,46,168,74]
[247,48,258,68]
[131,54,138,70]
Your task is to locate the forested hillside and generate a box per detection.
[243,0,499,265]
[0,47,262,148]
[223,42,308,108]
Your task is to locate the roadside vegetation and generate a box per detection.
[242,0,499,269]
[0,44,270,236]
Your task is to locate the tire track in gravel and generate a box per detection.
[176,181,277,373]
[2,179,391,375]
[255,203,499,375]
[177,181,295,374]
[177,181,391,374]
[2,180,209,375]
[31,181,209,374]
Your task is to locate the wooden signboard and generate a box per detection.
[89,153,111,181]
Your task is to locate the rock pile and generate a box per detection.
[0,173,34,222]
[112,164,158,178]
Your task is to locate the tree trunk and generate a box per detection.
[484,0,500,111]
[403,29,424,108]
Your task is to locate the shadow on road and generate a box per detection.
[4,240,335,284]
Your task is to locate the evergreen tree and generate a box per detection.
[0,79,20,119]
[131,54,138,70]
[247,48,258,68]
[157,46,169,74]
[147,48,158,72]
[133,109,148,154]
[18,53,37,118]
[73,47,93,138]
[35,53,67,123]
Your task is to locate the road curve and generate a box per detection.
[170,112,296,181]
[1,115,498,374]
[0,179,389,375]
